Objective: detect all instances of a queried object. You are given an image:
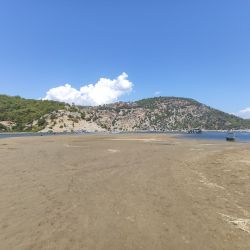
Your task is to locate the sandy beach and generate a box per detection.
[0,134,249,249]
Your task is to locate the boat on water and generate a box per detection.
[226,131,236,141]
[187,128,202,134]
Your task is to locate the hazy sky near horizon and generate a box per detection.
[0,0,250,117]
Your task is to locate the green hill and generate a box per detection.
[133,97,250,130]
[0,95,65,131]
[0,95,250,132]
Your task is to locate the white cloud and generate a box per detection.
[43,72,133,106]
[239,107,250,114]
[154,91,161,96]
[237,107,250,119]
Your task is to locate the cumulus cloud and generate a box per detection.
[238,107,250,119]
[154,91,161,96]
[43,72,133,106]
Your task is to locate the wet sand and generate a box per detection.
[0,134,249,249]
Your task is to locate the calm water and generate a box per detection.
[0,132,71,139]
[182,131,250,142]
[1,131,250,142]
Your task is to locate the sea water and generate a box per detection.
[1,131,250,142]
[182,131,250,142]
[0,132,69,139]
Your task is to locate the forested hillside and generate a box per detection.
[0,95,65,131]
[1,95,250,132]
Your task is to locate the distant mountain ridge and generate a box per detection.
[83,97,250,131]
[0,95,250,132]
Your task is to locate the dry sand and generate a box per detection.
[0,134,250,250]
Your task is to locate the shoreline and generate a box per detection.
[1,130,250,143]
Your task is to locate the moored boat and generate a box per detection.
[187,128,202,134]
[226,131,235,141]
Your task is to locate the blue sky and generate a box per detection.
[0,0,250,117]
